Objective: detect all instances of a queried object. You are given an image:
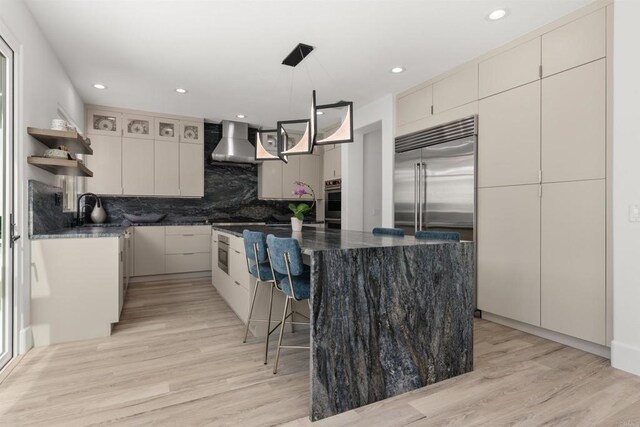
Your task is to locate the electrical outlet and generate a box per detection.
[629,205,640,222]
[54,193,62,206]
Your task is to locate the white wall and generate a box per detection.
[363,127,382,232]
[0,0,85,353]
[612,0,640,376]
[342,94,394,231]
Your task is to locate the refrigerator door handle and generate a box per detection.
[422,162,427,231]
[414,163,419,233]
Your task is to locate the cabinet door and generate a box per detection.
[542,8,606,77]
[299,154,321,201]
[85,135,122,195]
[180,120,204,144]
[282,156,301,199]
[211,233,219,287]
[542,59,605,183]
[118,236,124,317]
[166,253,211,274]
[154,140,180,196]
[155,117,179,142]
[323,146,341,180]
[479,38,540,98]
[179,143,204,197]
[87,109,122,137]
[541,180,605,345]
[397,85,432,126]
[123,114,154,140]
[133,226,165,276]
[478,81,541,187]
[122,138,154,196]
[477,185,541,326]
[258,161,283,199]
[433,65,478,114]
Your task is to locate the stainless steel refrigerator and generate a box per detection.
[394,116,477,240]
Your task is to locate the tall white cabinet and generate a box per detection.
[397,6,611,348]
[86,106,204,197]
[258,153,321,201]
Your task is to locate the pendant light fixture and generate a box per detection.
[257,43,354,162]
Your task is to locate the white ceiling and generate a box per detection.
[25,0,593,128]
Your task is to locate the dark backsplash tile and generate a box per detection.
[29,180,75,236]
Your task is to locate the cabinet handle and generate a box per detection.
[183,253,195,255]
[234,281,241,286]
[233,249,241,254]
[182,234,194,237]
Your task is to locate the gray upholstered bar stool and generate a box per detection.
[372,227,405,236]
[266,234,311,375]
[242,230,280,365]
[415,230,460,241]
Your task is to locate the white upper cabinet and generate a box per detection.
[479,38,541,98]
[397,85,432,127]
[155,117,180,142]
[323,145,341,180]
[299,154,321,201]
[180,120,204,144]
[179,143,204,197]
[86,135,123,195]
[154,140,180,196]
[478,81,541,188]
[122,138,154,196]
[258,161,283,199]
[87,109,122,137]
[432,65,478,114]
[282,156,301,196]
[542,58,606,183]
[123,114,154,140]
[542,8,606,77]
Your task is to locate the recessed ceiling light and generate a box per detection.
[316,111,324,115]
[236,114,246,119]
[487,8,508,21]
[93,83,106,89]
[175,88,188,94]
[390,67,405,74]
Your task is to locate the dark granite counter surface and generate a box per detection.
[212,225,451,255]
[30,226,130,240]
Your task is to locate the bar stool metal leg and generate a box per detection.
[273,295,291,374]
[264,282,275,364]
[243,279,261,343]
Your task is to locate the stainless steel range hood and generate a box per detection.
[209,121,258,164]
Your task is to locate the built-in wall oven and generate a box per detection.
[324,178,341,230]
[218,234,230,274]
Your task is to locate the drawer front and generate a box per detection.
[230,235,246,253]
[165,234,210,254]
[165,253,211,274]
[165,225,211,236]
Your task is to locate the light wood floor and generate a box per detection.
[1,278,639,426]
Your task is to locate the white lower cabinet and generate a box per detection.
[541,180,606,345]
[133,225,211,277]
[31,234,126,346]
[133,226,166,276]
[477,185,541,326]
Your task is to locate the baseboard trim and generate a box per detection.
[130,271,211,284]
[611,340,640,376]
[482,312,611,359]
[18,326,33,354]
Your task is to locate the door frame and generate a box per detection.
[0,33,15,371]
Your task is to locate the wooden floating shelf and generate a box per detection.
[27,127,93,155]
[27,157,93,177]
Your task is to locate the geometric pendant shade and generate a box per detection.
[278,118,313,156]
[256,128,288,162]
[311,90,354,146]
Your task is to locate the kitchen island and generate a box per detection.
[213,226,475,421]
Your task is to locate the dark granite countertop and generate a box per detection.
[30,226,131,240]
[212,225,457,255]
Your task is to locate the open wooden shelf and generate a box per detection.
[27,127,93,155]
[27,157,93,177]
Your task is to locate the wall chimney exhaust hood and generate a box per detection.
[209,121,258,164]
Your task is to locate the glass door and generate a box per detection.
[0,35,15,371]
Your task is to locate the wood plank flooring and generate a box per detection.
[1,277,639,426]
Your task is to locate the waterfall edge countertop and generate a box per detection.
[214,224,475,422]
[212,225,455,255]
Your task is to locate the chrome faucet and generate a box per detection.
[76,192,100,226]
